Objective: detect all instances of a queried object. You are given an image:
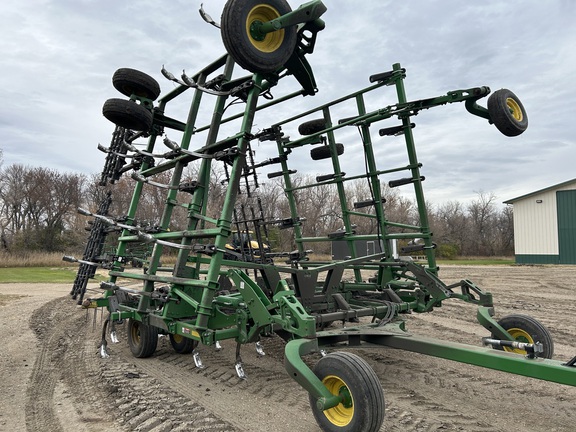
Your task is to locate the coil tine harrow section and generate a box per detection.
[68,191,112,304]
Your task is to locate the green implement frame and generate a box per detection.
[72,1,575,431]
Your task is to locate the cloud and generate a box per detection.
[0,0,574,206]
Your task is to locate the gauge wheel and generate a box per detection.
[103,98,153,132]
[169,334,198,354]
[127,319,158,358]
[492,314,554,359]
[299,119,327,135]
[309,352,385,432]
[311,143,344,160]
[487,89,528,137]
[112,68,161,101]
[221,0,297,73]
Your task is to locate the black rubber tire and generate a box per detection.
[299,119,327,135]
[112,68,161,101]
[309,352,385,432]
[169,334,197,354]
[492,314,554,359]
[127,319,158,358]
[102,98,153,132]
[487,89,528,137]
[311,143,344,161]
[221,0,297,73]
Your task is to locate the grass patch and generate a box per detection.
[0,267,84,283]
[0,252,107,283]
[0,251,72,267]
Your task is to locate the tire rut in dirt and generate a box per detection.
[93,327,242,431]
[26,299,65,432]
[104,330,319,431]
[353,350,493,432]
[27,298,243,432]
[26,298,115,432]
[99,363,237,432]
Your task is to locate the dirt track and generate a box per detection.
[1,265,575,432]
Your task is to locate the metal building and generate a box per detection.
[504,178,576,264]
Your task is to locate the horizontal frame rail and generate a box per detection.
[317,327,576,387]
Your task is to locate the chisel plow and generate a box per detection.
[67,1,575,431]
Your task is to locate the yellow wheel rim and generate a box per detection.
[322,375,354,427]
[246,5,284,53]
[506,97,523,122]
[503,327,533,354]
[131,322,141,345]
[172,334,184,344]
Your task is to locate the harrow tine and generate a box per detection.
[99,317,111,358]
[235,361,246,380]
[180,70,231,96]
[214,341,223,351]
[63,255,99,267]
[255,341,265,357]
[199,3,220,28]
[161,65,183,85]
[235,343,247,380]
[92,308,97,330]
[163,135,213,159]
[99,341,110,359]
[192,348,205,369]
[110,321,120,344]
[110,330,119,344]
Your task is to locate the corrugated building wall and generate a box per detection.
[557,190,576,264]
[504,179,576,264]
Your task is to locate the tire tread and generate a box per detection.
[102,98,153,132]
[309,351,384,432]
[493,313,554,359]
[487,89,528,137]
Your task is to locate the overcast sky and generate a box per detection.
[1,0,574,206]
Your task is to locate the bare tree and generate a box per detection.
[0,164,85,251]
[467,191,499,256]
[0,156,517,258]
[431,200,469,256]
[0,165,29,241]
[496,204,515,256]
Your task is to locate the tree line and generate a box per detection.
[0,159,513,258]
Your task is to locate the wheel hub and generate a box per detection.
[246,5,284,53]
[322,375,354,426]
[504,327,533,354]
[506,97,523,121]
[131,323,141,345]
